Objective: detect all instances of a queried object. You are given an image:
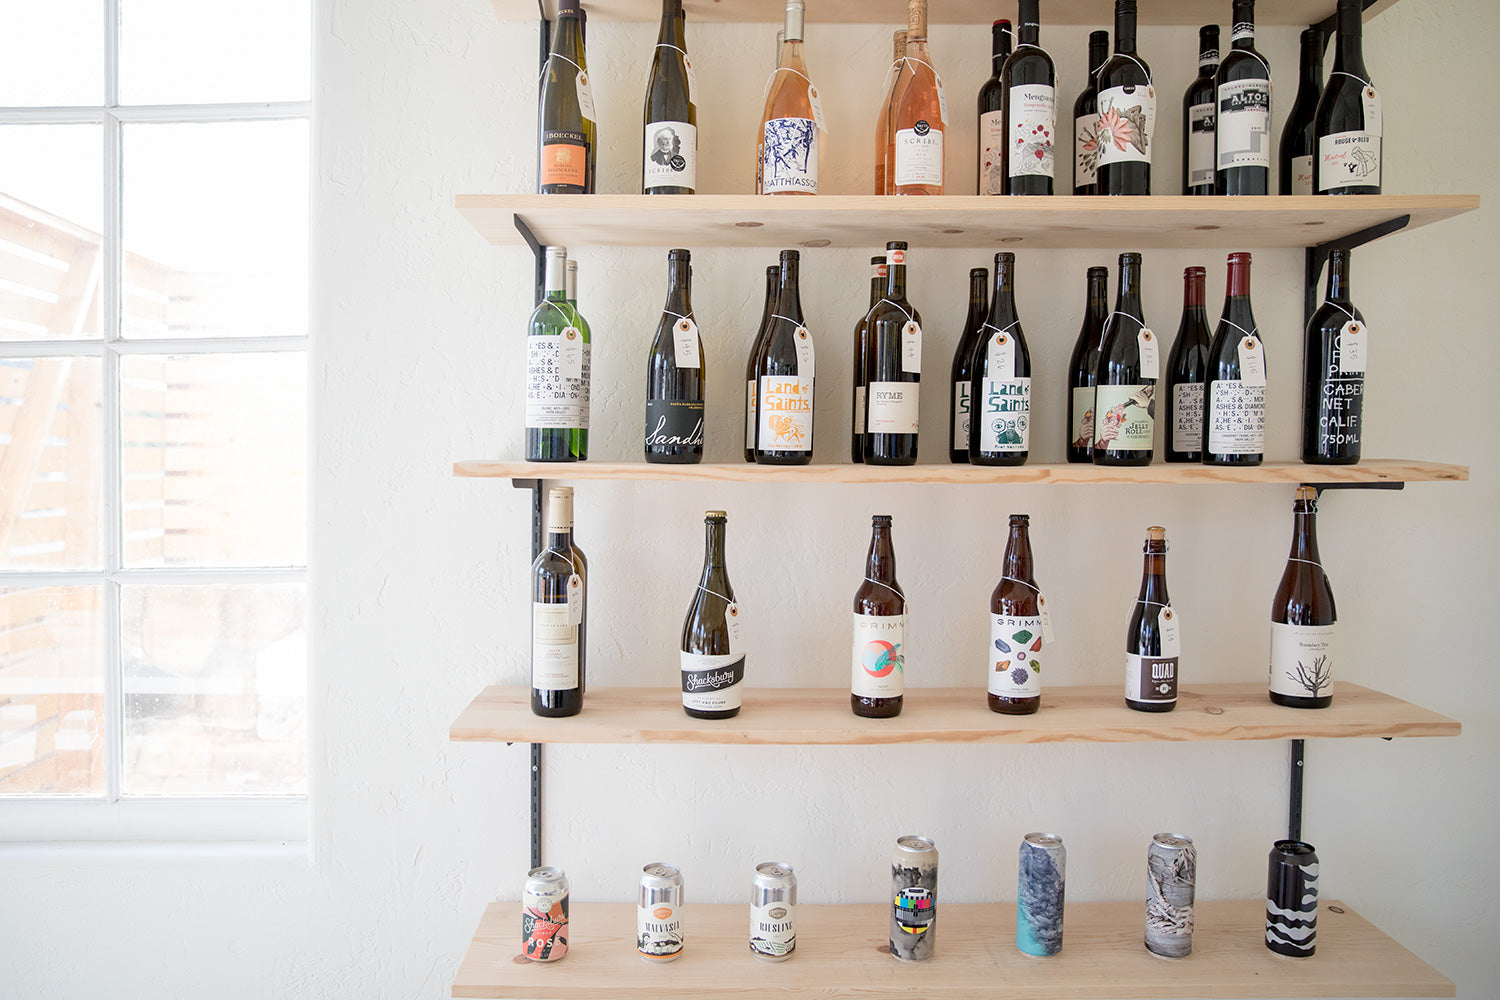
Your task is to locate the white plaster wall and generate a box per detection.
[1,0,1495,997]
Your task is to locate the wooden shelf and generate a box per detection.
[453,898,1453,999]
[456,194,1478,251]
[449,684,1460,746]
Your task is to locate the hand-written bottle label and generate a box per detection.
[533,603,579,691]
[852,613,905,699]
[1291,154,1315,195]
[894,123,944,186]
[643,120,697,191]
[1216,79,1272,170]
[979,109,1006,195]
[977,377,1031,453]
[1172,381,1204,454]
[1207,379,1265,455]
[762,118,819,193]
[867,382,919,434]
[1075,113,1099,186]
[750,901,797,958]
[953,380,971,447]
[1338,320,1367,374]
[1093,384,1155,452]
[1096,85,1156,166]
[1126,652,1178,704]
[644,398,705,451]
[1007,84,1056,179]
[1318,132,1381,191]
[526,335,591,429]
[540,130,589,188]
[681,651,745,712]
[990,614,1044,698]
[1188,102,1216,187]
[1269,622,1335,699]
[672,317,701,367]
[1071,386,1096,450]
[757,374,813,453]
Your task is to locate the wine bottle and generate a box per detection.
[853,254,888,463]
[754,249,814,465]
[989,513,1044,716]
[1269,486,1336,709]
[1072,30,1108,196]
[745,265,778,463]
[1314,0,1381,195]
[1202,252,1266,466]
[852,514,906,719]
[1000,0,1056,196]
[977,20,1013,196]
[886,0,947,195]
[1094,1,1156,196]
[644,249,704,464]
[758,0,821,195]
[565,257,578,307]
[642,0,697,195]
[526,245,591,462]
[1182,25,1219,196]
[969,252,1032,466]
[1093,252,1156,466]
[1214,0,1272,196]
[1303,248,1365,464]
[682,510,744,720]
[1125,526,1179,713]
[864,241,922,465]
[1165,266,1212,463]
[1279,27,1323,195]
[1066,265,1108,463]
[949,266,988,463]
[875,30,909,195]
[537,0,595,195]
[532,487,586,717]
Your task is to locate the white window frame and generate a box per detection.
[0,0,312,845]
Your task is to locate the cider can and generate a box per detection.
[521,866,569,962]
[749,862,798,961]
[637,863,685,962]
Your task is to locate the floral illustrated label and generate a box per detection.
[852,613,905,699]
[1096,84,1156,167]
[1075,113,1099,186]
[643,120,697,191]
[1007,84,1056,179]
[979,109,1006,195]
[1070,386,1096,450]
[637,901,685,961]
[989,614,1044,698]
[522,889,569,962]
[757,374,813,453]
[762,117,818,193]
[1269,622,1335,700]
[1093,383,1154,451]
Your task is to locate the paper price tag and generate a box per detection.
[575,69,596,122]
[987,330,1016,377]
[673,317,701,368]
[566,573,583,625]
[1363,86,1382,136]
[1338,319,1367,374]
[725,602,746,650]
[808,84,827,132]
[1137,327,1160,380]
[559,327,584,380]
[935,76,949,125]
[901,320,922,374]
[793,325,816,373]
[684,55,698,104]
[1237,335,1266,386]
[1158,605,1181,657]
[1038,593,1055,643]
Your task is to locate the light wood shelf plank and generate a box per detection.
[453,898,1453,999]
[449,684,1460,745]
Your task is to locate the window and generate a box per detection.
[0,1,310,833]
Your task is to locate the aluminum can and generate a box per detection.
[1265,840,1319,957]
[637,862,685,962]
[1145,833,1196,958]
[749,862,798,962]
[521,866,570,962]
[889,835,938,961]
[1016,832,1066,957]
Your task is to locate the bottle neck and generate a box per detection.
[546,494,573,547]
[1138,546,1168,603]
[1333,1,1365,73]
[656,0,684,47]
[1230,2,1256,49]
[664,259,691,315]
[869,268,887,309]
[1198,36,1219,72]
[1299,32,1324,88]
[886,260,908,300]
[903,36,930,61]
[1088,35,1108,75]
[700,522,727,575]
[544,255,568,300]
[1225,258,1252,300]
[1325,254,1352,305]
[776,260,802,319]
[553,14,584,58]
[763,268,779,311]
[992,24,1012,75]
[782,2,804,44]
[1290,507,1321,564]
[778,38,808,73]
[866,524,897,580]
[1182,270,1205,310]
[1116,261,1143,319]
[1086,272,1108,318]
[1016,2,1039,47]
[968,271,988,321]
[1003,524,1034,581]
[1114,5,1137,53]
[988,259,1016,321]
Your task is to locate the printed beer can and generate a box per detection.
[1016,832,1066,957]
[521,866,570,962]
[749,862,798,962]
[889,835,938,962]
[1265,840,1319,957]
[1145,833,1196,958]
[637,862,686,963]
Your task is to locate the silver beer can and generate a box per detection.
[521,866,570,962]
[749,862,798,962]
[637,862,685,963]
[1145,833,1197,958]
[889,835,938,962]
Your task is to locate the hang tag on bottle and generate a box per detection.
[935,76,949,125]
[1037,593,1055,643]
[673,317,701,368]
[559,327,584,380]
[1137,327,1160,380]
[987,331,1015,377]
[901,320,922,374]
[574,69,596,122]
[684,55,698,105]
[793,325,816,374]
[1363,86,1382,136]
[1339,319,1367,373]
[1237,335,1266,386]
[566,573,583,625]
[807,84,828,133]
[725,602,746,651]
[1158,605,1181,657]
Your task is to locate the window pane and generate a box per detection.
[119,0,310,105]
[0,0,104,106]
[0,125,104,341]
[0,585,104,795]
[121,353,305,568]
[122,121,308,340]
[122,583,305,796]
[0,357,103,570]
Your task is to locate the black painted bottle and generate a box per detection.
[1303,248,1365,464]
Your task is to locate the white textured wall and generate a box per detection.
[2,0,1496,997]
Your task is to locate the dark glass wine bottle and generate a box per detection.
[682,510,743,720]
[644,249,704,464]
[1314,0,1381,195]
[864,241,922,466]
[989,513,1043,715]
[1066,265,1108,463]
[1125,526,1179,713]
[1203,252,1266,466]
[1093,252,1155,466]
[754,250,814,465]
[745,264,778,463]
[1072,30,1108,196]
[1000,0,1056,196]
[969,252,1031,466]
[1094,1,1155,196]
[977,20,1013,196]
[949,266,988,463]
[1165,266,1212,463]
[852,254,887,463]
[1214,0,1272,196]
[537,0,594,195]
[1279,27,1323,195]
[1182,25,1219,196]
[526,245,591,462]
[1303,248,1365,464]
[642,0,697,195]
[532,487,586,717]
[1269,486,1336,709]
[852,514,906,719]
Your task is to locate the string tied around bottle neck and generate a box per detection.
[535,299,574,325]
[1288,557,1325,571]
[542,546,578,575]
[540,52,585,83]
[1001,576,1040,594]
[770,314,803,327]
[875,297,915,324]
[663,308,696,324]
[981,318,1021,337]
[1103,53,1152,86]
[1330,70,1372,90]
[698,582,734,604]
[1218,316,1259,342]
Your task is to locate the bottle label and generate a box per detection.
[1007,84,1056,179]
[1199,50,1220,70]
[1093,384,1155,451]
[757,374,813,453]
[852,613,905,699]
[1126,652,1178,704]
[1269,621,1335,699]
[750,901,796,958]
[522,887,569,961]
[1216,79,1272,170]
[1319,336,1364,452]
[953,380,971,446]
[1172,381,1204,454]
[1318,132,1381,191]
[977,377,1031,453]
[1071,386,1096,450]
[526,335,591,429]
[1187,101,1216,187]
[540,130,589,188]
[746,379,757,449]
[643,120,697,190]
[989,614,1043,698]
[762,117,819,193]
[532,603,579,691]
[1207,379,1265,455]
[1096,85,1156,166]
[638,902,684,960]
[681,651,745,712]
[855,385,866,437]
[1291,154,1315,195]
[894,122,944,186]
[645,398,704,451]
[1231,22,1255,43]
[867,382,919,434]
[979,109,1005,195]
[1075,113,1099,186]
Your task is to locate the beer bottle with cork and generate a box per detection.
[1125,526,1179,712]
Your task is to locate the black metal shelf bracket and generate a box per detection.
[513,477,546,868]
[1289,738,1306,841]
[1303,214,1410,328]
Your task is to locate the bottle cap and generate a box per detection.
[705,510,727,520]
[1009,513,1030,523]
[1295,485,1319,502]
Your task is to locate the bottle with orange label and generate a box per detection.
[538,0,596,194]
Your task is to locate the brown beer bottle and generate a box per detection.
[1269,486,1337,708]
[852,515,906,718]
[989,514,1044,715]
[1125,526,1179,713]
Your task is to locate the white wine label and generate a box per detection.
[855,385,866,436]
[1071,385,1096,450]
[1207,379,1266,454]
[672,316,701,367]
[1318,131,1380,190]
[1338,320,1367,374]
[793,326,816,373]
[894,123,944,186]
[1007,84,1056,179]
[526,335,591,429]
[952,380,971,446]
[758,374,813,453]
[1137,327,1160,380]
[1269,621,1335,699]
[574,68,596,121]
[852,613,905,699]
[867,382,919,434]
[1291,154,1315,195]
[750,900,796,958]
[1362,86,1382,135]
[566,573,583,625]
[745,379,757,449]
[1096,85,1156,167]
[559,327,584,380]
[762,118,819,193]
[1093,384,1154,451]
[1126,652,1178,703]
[989,614,1044,698]
[1172,381,1204,454]
[638,901,685,961]
[977,377,1031,453]
[681,650,744,712]
[1216,79,1272,170]
[1075,113,1099,187]
[901,320,922,374]
[986,331,1016,377]
[808,83,827,132]
[1188,102,1216,187]
[979,109,1006,195]
[644,120,698,192]
[1158,605,1181,657]
[1037,593,1055,642]
[532,603,579,691]
[1236,335,1266,385]
[725,602,745,650]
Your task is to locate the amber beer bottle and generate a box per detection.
[989,514,1044,715]
[852,515,906,719]
[1125,526,1179,712]
[1269,487,1337,708]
